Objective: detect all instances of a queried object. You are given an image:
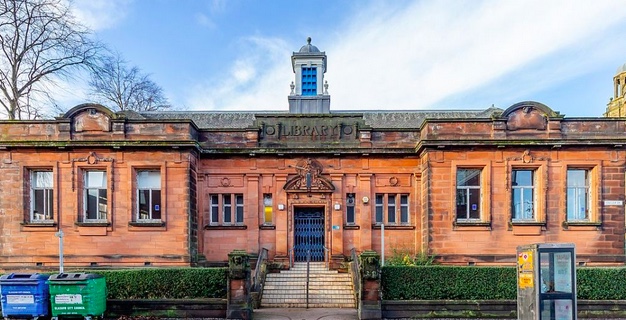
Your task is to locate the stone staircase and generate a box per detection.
[260,262,356,308]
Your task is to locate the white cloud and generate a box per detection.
[209,0,228,14]
[186,37,292,111]
[328,0,626,110]
[185,0,626,112]
[72,0,132,31]
[195,13,216,30]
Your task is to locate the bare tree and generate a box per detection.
[89,53,170,112]
[0,0,101,120]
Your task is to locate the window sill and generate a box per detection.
[509,221,545,235]
[129,221,165,227]
[343,225,360,230]
[453,221,491,231]
[128,221,166,231]
[20,222,57,232]
[75,222,111,227]
[259,225,276,230]
[562,221,601,231]
[372,224,415,230]
[204,225,247,230]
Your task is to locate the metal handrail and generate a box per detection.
[251,247,269,293]
[350,247,361,309]
[306,249,311,309]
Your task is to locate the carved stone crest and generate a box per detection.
[283,158,335,192]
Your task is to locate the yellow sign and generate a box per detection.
[518,251,533,271]
[518,272,534,289]
[517,250,535,289]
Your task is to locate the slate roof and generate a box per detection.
[136,107,503,130]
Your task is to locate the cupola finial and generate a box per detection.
[307,37,311,45]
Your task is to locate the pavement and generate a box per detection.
[253,308,358,320]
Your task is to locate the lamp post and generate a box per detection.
[54,229,64,273]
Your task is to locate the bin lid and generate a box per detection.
[0,273,49,283]
[48,273,103,282]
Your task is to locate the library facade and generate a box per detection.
[1,41,626,271]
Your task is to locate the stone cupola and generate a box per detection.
[288,37,331,113]
[604,62,626,117]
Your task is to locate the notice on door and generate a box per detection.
[55,294,83,304]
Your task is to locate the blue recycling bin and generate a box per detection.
[0,273,50,319]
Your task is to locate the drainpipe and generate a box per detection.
[55,229,64,273]
[381,224,385,267]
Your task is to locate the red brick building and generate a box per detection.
[1,40,625,271]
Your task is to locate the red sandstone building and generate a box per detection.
[1,40,626,271]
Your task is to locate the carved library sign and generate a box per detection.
[255,114,366,147]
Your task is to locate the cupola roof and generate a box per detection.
[298,37,320,53]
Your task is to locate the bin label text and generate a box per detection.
[55,294,83,304]
[6,294,34,304]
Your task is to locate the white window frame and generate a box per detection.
[210,194,219,225]
[374,194,384,224]
[566,168,590,221]
[83,170,108,222]
[400,194,409,224]
[136,170,162,222]
[235,194,244,224]
[210,193,244,226]
[456,168,482,221]
[375,193,409,225]
[30,170,54,222]
[512,169,535,221]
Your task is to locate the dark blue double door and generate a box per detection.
[294,207,325,262]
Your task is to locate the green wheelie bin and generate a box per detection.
[47,273,106,320]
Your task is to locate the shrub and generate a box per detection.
[382,266,516,300]
[382,266,626,300]
[90,268,227,299]
[385,248,436,266]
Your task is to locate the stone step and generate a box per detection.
[263,285,353,290]
[262,293,354,298]
[261,263,356,308]
[261,298,355,304]
[266,273,349,278]
[260,302,355,308]
[261,297,354,306]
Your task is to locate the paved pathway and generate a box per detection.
[253,307,358,320]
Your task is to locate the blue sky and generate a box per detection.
[67,0,626,117]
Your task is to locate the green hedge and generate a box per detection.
[382,266,516,300]
[576,267,626,300]
[382,266,626,300]
[89,268,227,299]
